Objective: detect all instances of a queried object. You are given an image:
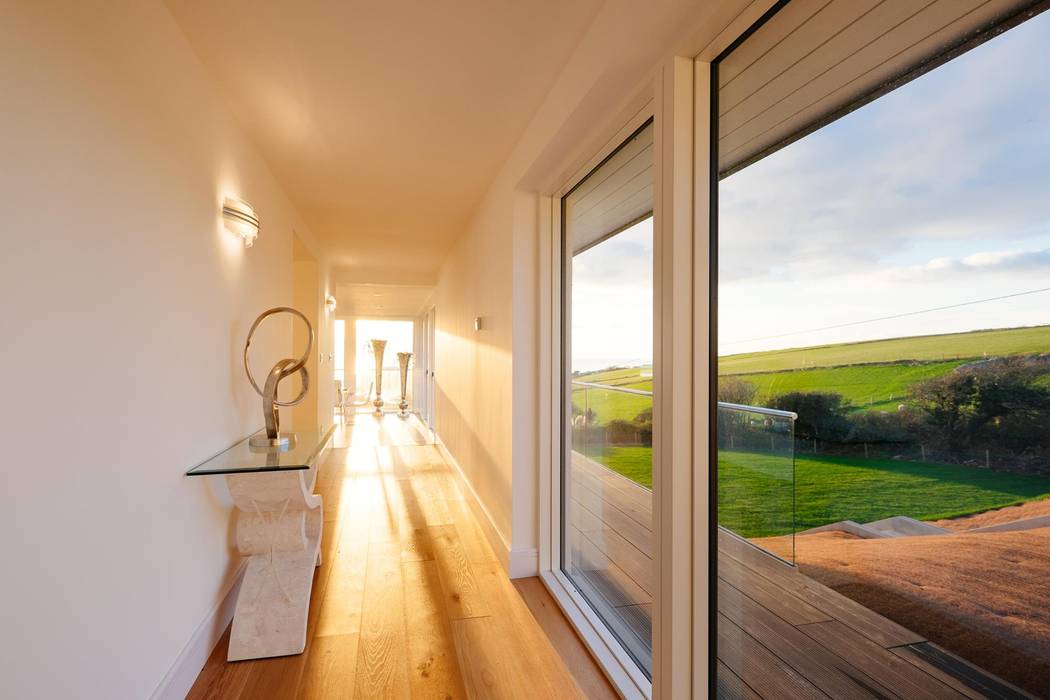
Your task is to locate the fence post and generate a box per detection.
[921,444,926,462]
[864,443,869,459]
[813,437,817,453]
[985,449,990,469]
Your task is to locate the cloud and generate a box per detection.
[880,247,1050,282]
[571,218,653,290]
[717,13,1050,286]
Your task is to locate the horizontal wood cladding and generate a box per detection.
[564,121,653,254]
[717,0,1038,176]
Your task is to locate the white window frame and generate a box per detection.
[536,55,709,699]
[539,101,655,700]
[532,3,797,696]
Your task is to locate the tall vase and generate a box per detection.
[397,352,413,416]
[371,339,387,414]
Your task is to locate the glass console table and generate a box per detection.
[186,423,334,476]
[186,423,334,661]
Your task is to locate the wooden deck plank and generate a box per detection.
[568,528,652,606]
[718,553,831,626]
[571,507,653,595]
[716,659,763,700]
[891,643,1034,700]
[565,453,1007,698]
[719,529,925,647]
[717,613,826,699]
[800,621,968,700]
[572,454,652,527]
[571,474,653,556]
[717,579,894,699]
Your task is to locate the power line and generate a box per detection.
[721,285,1050,346]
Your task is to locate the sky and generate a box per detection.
[571,218,653,373]
[569,10,1050,372]
[718,10,1050,356]
[355,318,413,376]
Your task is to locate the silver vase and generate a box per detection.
[371,339,387,414]
[397,352,412,416]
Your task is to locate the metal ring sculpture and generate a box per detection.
[244,307,314,446]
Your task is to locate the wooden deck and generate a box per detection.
[568,452,1032,699]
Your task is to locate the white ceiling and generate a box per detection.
[165,0,603,283]
[336,283,434,318]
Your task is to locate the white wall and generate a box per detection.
[435,186,517,555]
[0,2,330,697]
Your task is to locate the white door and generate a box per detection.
[426,307,436,429]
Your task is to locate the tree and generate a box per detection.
[718,377,758,406]
[769,391,851,442]
[908,356,1050,453]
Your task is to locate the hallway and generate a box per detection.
[188,413,613,699]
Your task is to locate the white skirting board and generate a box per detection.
[149,559,247,700]
[434,437,538,579]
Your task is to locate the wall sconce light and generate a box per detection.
[223,197,259,248]
[325,295,337,313]
[474,316,483,332]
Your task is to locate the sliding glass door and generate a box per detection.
[561,120,655,678]
[711,1,1050,696]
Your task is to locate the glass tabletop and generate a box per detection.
[186,423,335,476]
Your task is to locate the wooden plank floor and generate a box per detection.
[568,451,1031,699]
[188,413,614,700]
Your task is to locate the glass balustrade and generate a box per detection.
[716,403,797,563]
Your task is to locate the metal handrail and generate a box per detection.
[717,401,798,420]
[570,380,798,420]
[571,380,652,396]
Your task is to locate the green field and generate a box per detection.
[572,386,651,423]
[573,367,653,423]
[736,360,965,412]
[575,367,653,386]
[575,325,1050,419]
[579,445,1050,536]
[720,325,1050,375]
[572,326,1050,538]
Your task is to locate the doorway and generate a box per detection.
[354,318,415,410]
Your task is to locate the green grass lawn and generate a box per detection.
[573,367,653,424]
[578,445,1050,537]
[579,444,653,488]
[736,360,965,412]
[720,325,1050,374]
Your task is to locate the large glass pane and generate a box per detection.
[714,3,1050,697]
[562,121,653,677]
